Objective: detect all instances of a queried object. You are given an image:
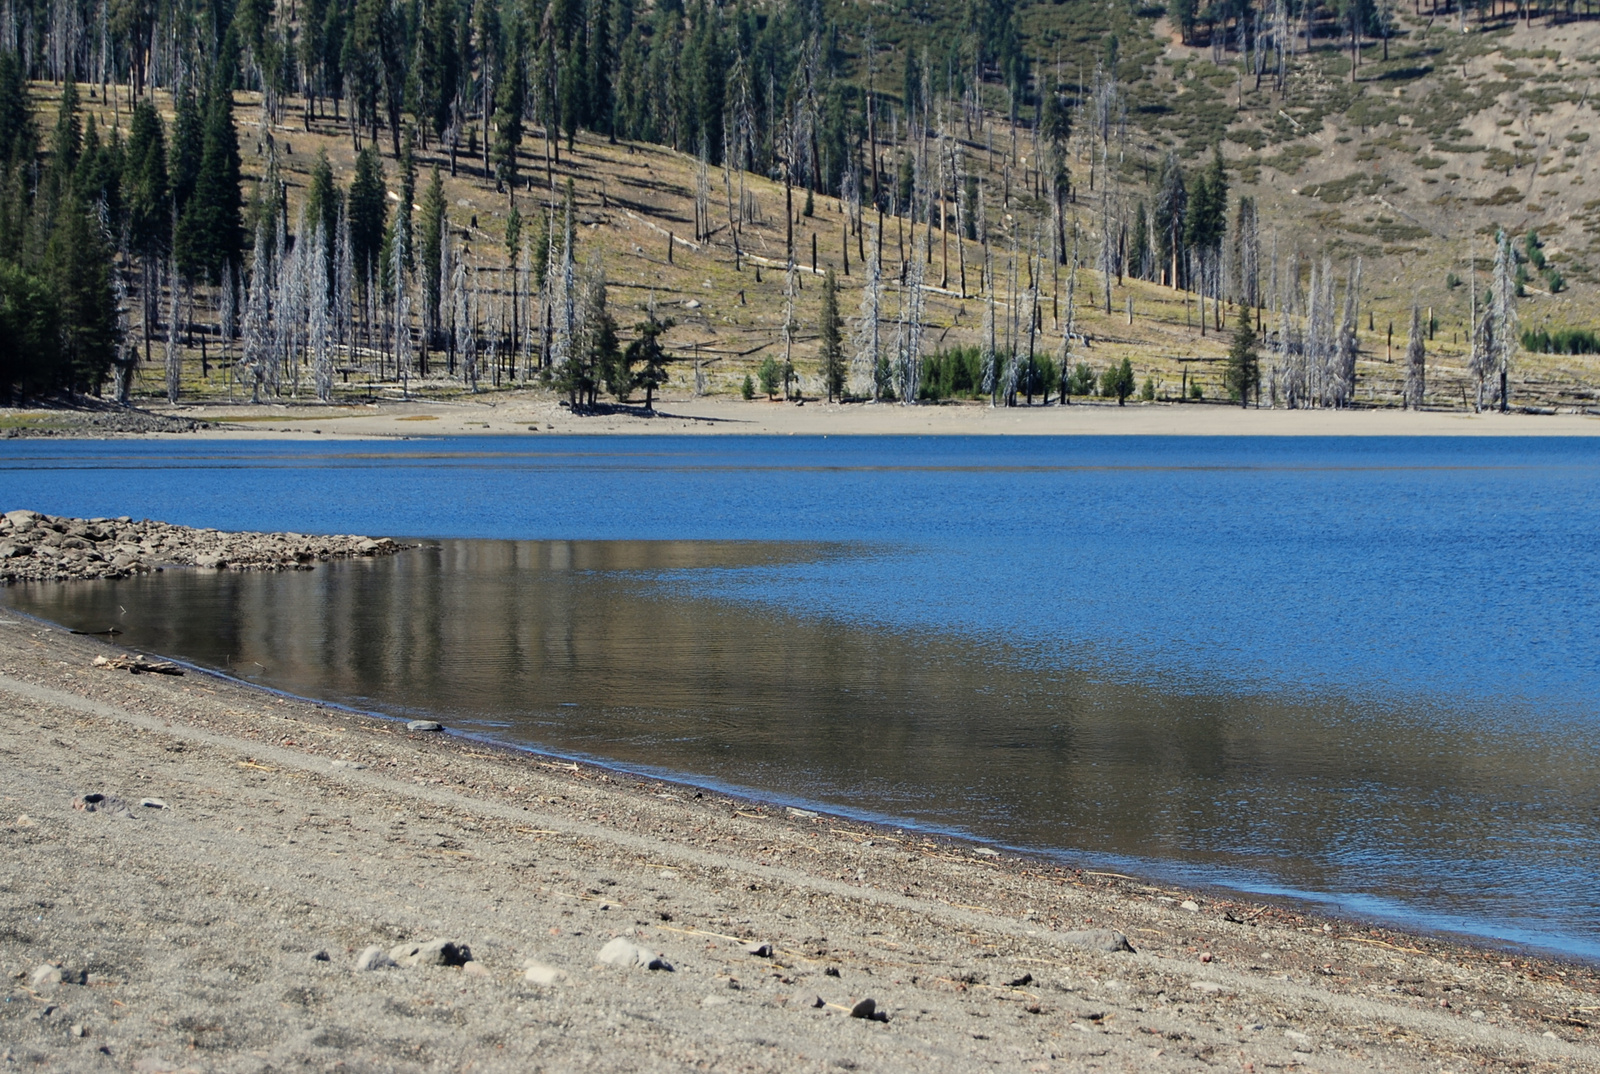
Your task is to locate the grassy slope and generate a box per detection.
[51,2,1600,411]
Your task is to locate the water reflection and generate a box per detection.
[9,539,1600,957]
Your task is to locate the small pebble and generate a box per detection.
[849,997,878,1019]
[406,720,444,733]
[29,965,61,990]
[523,962,565,985]
[744,942,774,958]
[1181,900,1200,912]
[139,798,167,810]
[310,950,331,962]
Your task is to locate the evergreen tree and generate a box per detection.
[625,304,673,409]
[0,50,33,166]
[492,42,525,192]
[305,149,341,276]
[175,80,245,282]
[0,262,62,400]
[419,164,446,342]
[348,147,389,290]
[124,101,169,264]
[1100,356,1135,405]
[169,88,204,214]
[49,192,117,392]
[1225,302,1259,407]
[819,267,844,402]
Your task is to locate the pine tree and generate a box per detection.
[347,147,388,294]
[1225,301,1259,407]
[419,165,446,346]
[625,300,673,410]
[819,268,843,402]
[49,193,117,393]
[175,80,244,283]
[0,50,34,166]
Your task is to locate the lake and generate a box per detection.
[4,434,1599,958]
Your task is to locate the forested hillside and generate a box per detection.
[2,0,1599,411]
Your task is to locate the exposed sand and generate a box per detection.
[104,390,1600,439]
[2,600,1598,1072]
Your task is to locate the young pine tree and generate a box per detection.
[818,268,844,402]
[1225,302,1260,407]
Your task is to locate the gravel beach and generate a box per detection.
[2,579,1599,1072]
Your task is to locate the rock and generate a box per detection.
[353,945,397,971]
[597,937,672,971]
[973,847,999,857]
[310,950,331,962]
[139,798,167,810]
[1285,1029,1311,1045]
[1180,900,1200,912]
[193,553,227,569]
[1056,929,1135,954]
[1006,973,1033,987]
[72,793,134,817]
[523,961,566,985]
[69,1023,86,1038]
[743,942,774,958]
[405,720,444,733]
[462,961,492,978]
[389,939,472,967]
[849,997,888,1021]
[786,807,819,819]
[4,510,40,527]
[702,995,730,1007]
[29,965,62,990]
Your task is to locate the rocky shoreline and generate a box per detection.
[0,510,403,584]
[1,624,1597,1072]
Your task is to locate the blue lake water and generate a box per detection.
[4,434,1599,958]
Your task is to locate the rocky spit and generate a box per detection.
[0,510,403,584]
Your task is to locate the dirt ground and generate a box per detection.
[8,390,1600,439]
[2,611,1598,1073]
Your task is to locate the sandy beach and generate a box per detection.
[9,390,1600,440]
[3,578,1599,1072]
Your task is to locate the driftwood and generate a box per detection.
[92,654,185,675]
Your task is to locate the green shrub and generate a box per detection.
[741,373,755,400]
[1065,362,1098,397]
[757,356,781,399]
[1521,326,1599,353]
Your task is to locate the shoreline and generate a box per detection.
[3,574,1599,1069]
[7,390,1600,439]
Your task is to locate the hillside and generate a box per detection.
[7,0,1600,413]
